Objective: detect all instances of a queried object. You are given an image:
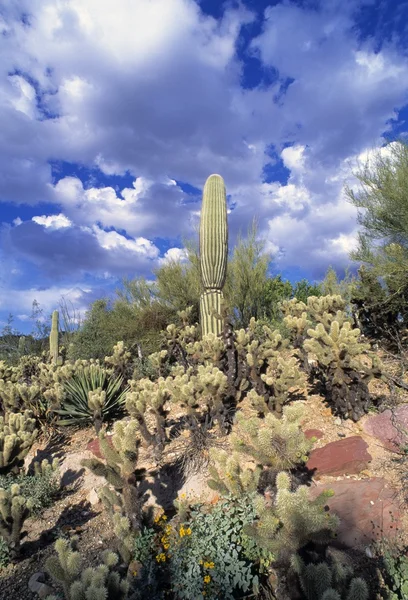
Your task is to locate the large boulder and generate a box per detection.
[363,405,408,451]
[309,477,401,547]
[306,436,371,478]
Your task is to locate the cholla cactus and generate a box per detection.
[105,341,132,378]
[81,419,142,536]
[88,388,106,434]
[45,537,129,600]
[247,472,339,560]
[199,174,228,337]
[0,361,17,383]
[234,319,305,415]
[49,310,60,365]
[231,404,313,471]
[126,377,171,459]
[32,457,60,479]
[0,484,34,555]
[171,365,229,433]
[291,553,369,600]
[0,411,38,474]
[207,449,261,496]
[0,380,21,412]
[305,319,382,420]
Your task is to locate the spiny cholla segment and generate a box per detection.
[199,174,228,337]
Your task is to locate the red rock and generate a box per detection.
[87,434,114,459]
[363,405,408,451]
[304,429,324,440]
[306,436,371,478]
[309,478,401,547]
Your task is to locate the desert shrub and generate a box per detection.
[55,364,128,430]
[131,496,262,600]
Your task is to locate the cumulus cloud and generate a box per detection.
[0,0,408,310]
[32,213,72,229]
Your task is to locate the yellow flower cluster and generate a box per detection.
[203,575,211,584]
[154,511,168,524]
[156,552,166,563]
[179,526,192,537]
[160,524,172,550]
[203,561,215,569]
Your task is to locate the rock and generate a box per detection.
[88,488,100,505]
[334,417,342,426]
[36,583,55,598]
[304,429,324,440]
[309,477,401,547]
[363,405,408,450]
[306,436,371,478]
[87,434,114,459]
[29,572,45,593]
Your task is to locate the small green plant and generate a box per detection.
[55,365,128,428]
[379,545,408,600]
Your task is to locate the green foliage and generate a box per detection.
[291,552,369,600]
[133,495,261,600]
[45,536,129,600]
[224,220,271,329]
[380,547,408,600]
[345,140,408,342]
[55,364,128,428]
[292,279,322,304]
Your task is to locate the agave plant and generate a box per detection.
[55,365,129,431]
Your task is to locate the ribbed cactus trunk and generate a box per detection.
[199,174,228,337]
[50,310,59,365]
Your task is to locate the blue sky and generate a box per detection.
[0,0,407,333]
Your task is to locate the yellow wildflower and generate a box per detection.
[204,561,214,569]
[204,575,211,584]
[185,527,192,535]
[155,553,166,563]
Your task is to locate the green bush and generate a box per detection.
[132,496,262,600]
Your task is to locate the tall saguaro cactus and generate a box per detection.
[49,310,59,365]
[199,174,228,337]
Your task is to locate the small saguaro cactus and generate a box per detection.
[199,174,228,337]
[49,310,60,365]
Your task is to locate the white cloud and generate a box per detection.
[91,226,159,258]
[32,213,72,229]
[160,247,189,264]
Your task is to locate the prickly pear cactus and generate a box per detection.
[199,174,228,337]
